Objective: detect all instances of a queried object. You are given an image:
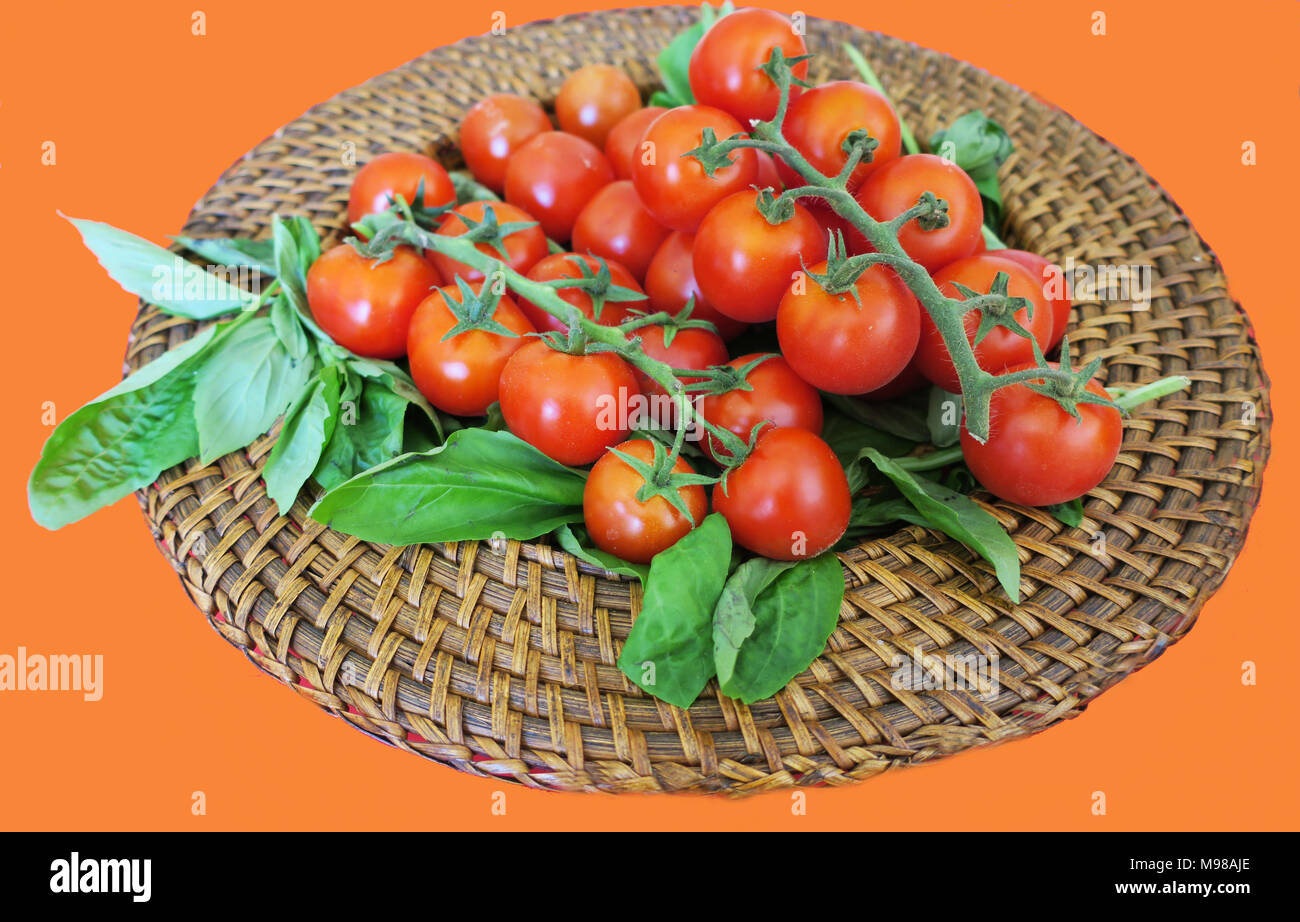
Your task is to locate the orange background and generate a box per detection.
[2,0,1295,831]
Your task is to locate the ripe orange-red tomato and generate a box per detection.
[854,154,984,271]
[632,105,757,233]
[778,81,901,191]
[991,248,1072,349]
[916,253,1054,393]
[556,65,642,147]
[504,131,615,241]
[698,353,823,462]
[516,253,648,334]
[458,94,551,193]
[429,201,548,284]
[406,283,535,416]
[643,231,749,341]
[346,152,456,226]
[713,427,851,561]
[306,244,441,359]
[632,325,730,397]
[499,340,641,465]
[777,262,920,394]
[571,181,670,282]
[605,106,667,180]
[688,8,809,125]
[583,438,709,563]
[692,190,827,322]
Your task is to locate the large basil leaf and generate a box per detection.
[311,374,408,491]
[618,513,732,708]
[821,406,918,492]
[825,391,930,443]
[171,235,277,277]
[929,111,1014,226]
[263,365,341,513]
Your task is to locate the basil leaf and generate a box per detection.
[263,365,341,513]
[821,406,917,492]
[349,357,447,442]
[269,296,309,359]
[1048,498,1084,527]
[655,2,735,107]
[272,218,310,315]
[191,316,315,463]
[825,392,930,443]
[450,170,499,204]
[715,553,845,704]
[555,524,650,582]
[63,213,255,319]
[927,386,963,448]
[171,235,277,277]
[618,513,732,708]
[862,448,1021,601]
[929,111,1014,226]
[849,495,915,529]
[309,428,587,544]
[312,376,409,491]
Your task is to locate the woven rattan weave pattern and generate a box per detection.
[123,6,1269,794]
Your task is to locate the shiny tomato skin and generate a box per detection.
[347,152,456,226]
[499,340,641,465]
[406,283,535,416]
[458,94,552,193]
[777,262,920,394]
[556,65,642,148]
[991,248,1072,349]
[692,190,827,323]
[960,362,1122,507]
[583,438,709,563]
[571,180,670,282]
[778,81,901,191]
[430,200,548,284]
[504,131,615,241]
[917,253,1055,393]
[515,253,647,335]
[687,8,809,125]
[306,244,441,359]
[712,427,851,561]
[854,154,984,272]
[698,353,823,462]
[632,325,730,397]
[643,231,749,340]
[632,105,758,233]
[605,106,667,180]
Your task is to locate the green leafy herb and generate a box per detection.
[926,386,963,448]
[652,2,735,108]
[821,406,918,492]
[171,235,277,277]
[555,525,651,582]
[263,365,342,513]
[1048,497,1084,527]
[928,111,1014,227]
[450,170,499,204]
[825,391,930,443]
[312,373,408,491]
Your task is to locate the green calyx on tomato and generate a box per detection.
[606,438,718,527]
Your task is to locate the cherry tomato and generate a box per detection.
[583,438,709,563]
[605,106,667,180]
[698,353,823,462]
[778,81,901,191]
[854,154,984,271]
[916,253,1054,393]
[458,94,552,193]
[346,152,456,226]
[991,248,1072,349]
[499,340,641,465]
[713,427,850,560]
[755,150,783,191]
[571,180,670,281]
[960,362,1122,507]
[306,244,441,359]
[632,325,729,397]
[643,231,749,341]
[504,131,614,241]
[688,8,809,125]
[632,105,758,233]
[777,262,920,394]
[429,200,548,284]
[861,356,927,401]
[515,253,647,334]
[692,190,827,323]
[556,65,642,148]
[406,282,535,416]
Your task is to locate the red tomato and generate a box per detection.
[406,283,535,416]
[698,353,823,462]
[571,180,670,282]
[778,81,901,191]
[692,190,827,323]
[515,253,647,334]
[504,131,614,241]
[990,248,1072,349]
[458,94,552,193]
[583,438,709,563]
[916,253,1054,393]
[777,262,920,394]
[556,65,642,148]
[960,362,1122,506]
[605,106,667,180]
[632,325,729,397]
[429,200,548,284]
[643,231,749,341]
[854,154,984,271]
[861,357,927,401]
[755,150,783,191]
[306,244,441,359]
[346,152,456,226]
[688,8,809,125]
[713,427,850,560]
[632,105,758,233]
[499,340,641,465]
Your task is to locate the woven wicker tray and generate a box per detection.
[127,6,1271,795]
